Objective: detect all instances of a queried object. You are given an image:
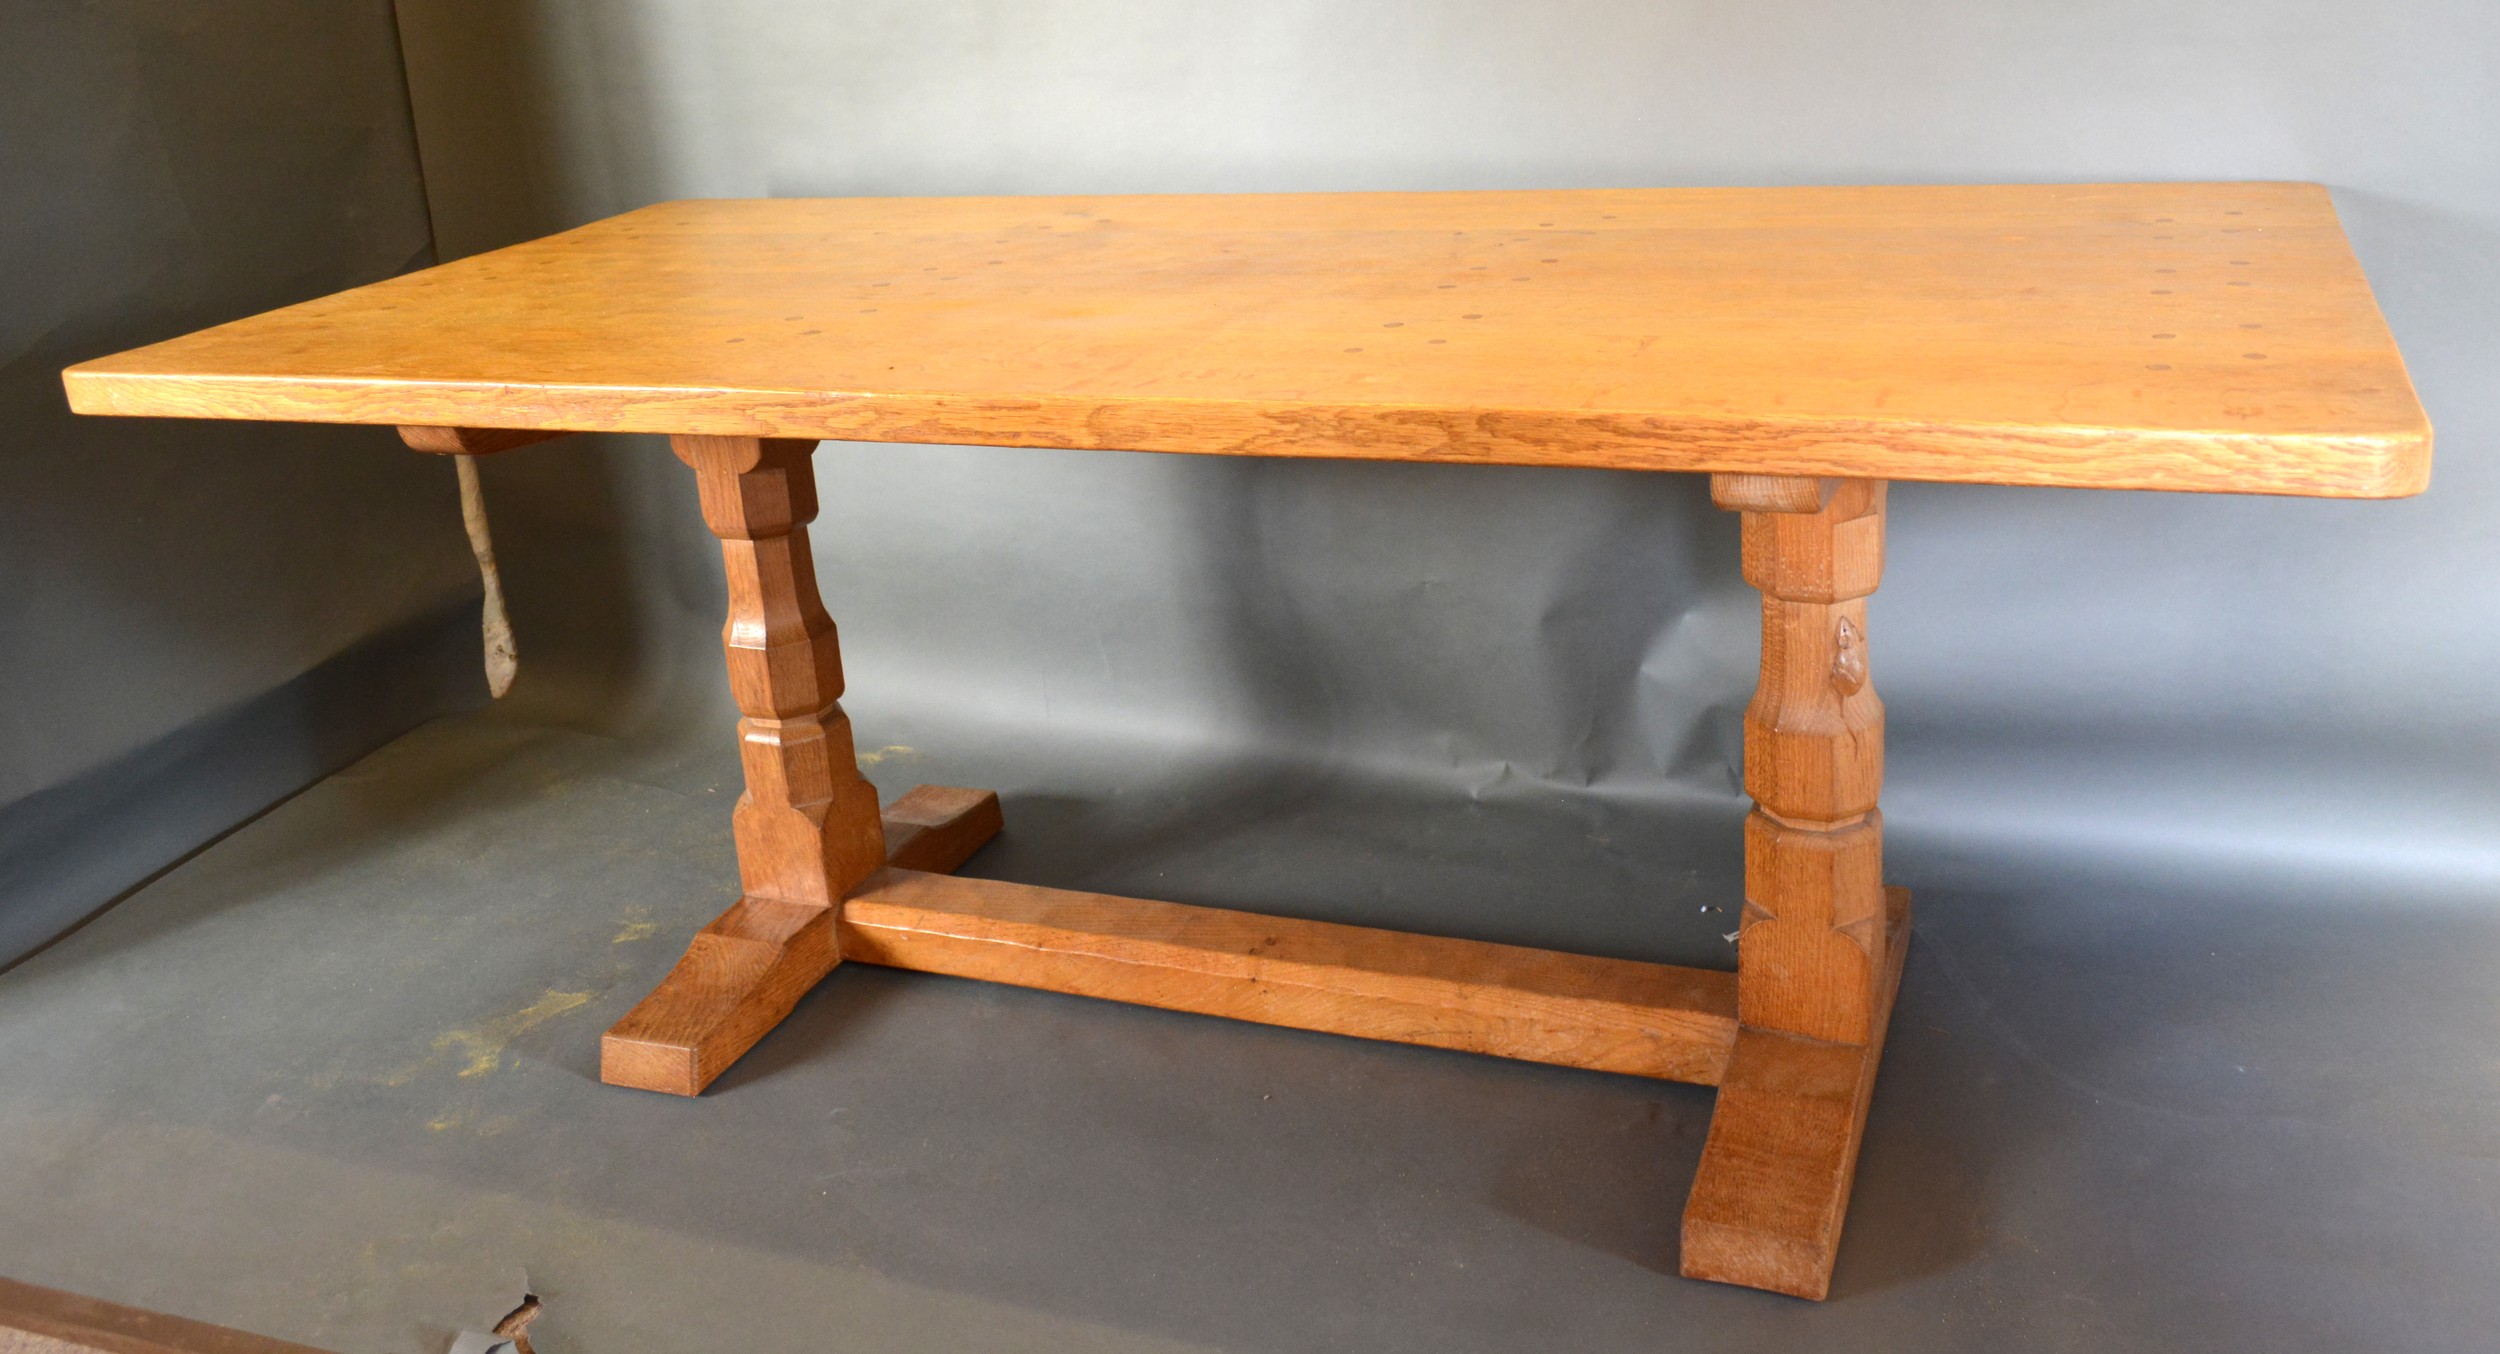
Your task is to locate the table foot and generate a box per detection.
[880,784,1005,873]
[599,785,1002,1095]
[1680,885,1910,1299]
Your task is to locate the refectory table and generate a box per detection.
[64,183,2427,1299]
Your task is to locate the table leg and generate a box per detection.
[601,435,999,1095]
[595,443,1900,1299]
[1681,475,1910,1299]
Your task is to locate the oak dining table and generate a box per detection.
[63,182,2428,1300]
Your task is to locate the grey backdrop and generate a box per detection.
[0,0,480,966]
[393,0,2500,887]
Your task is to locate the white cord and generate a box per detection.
[455,454,518,697]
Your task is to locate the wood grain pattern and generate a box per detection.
[394,425,566,455]
[1733,478,1890,1043]
[599,894,839,1096]
[880,784,1005,874]
[840,868,1742,1084]
[0,1275,332,1354]
[602,435,889,1094]
[72,184,2426,496]
[602,782,1006,1094]
[1711,473,1839,514]
[681,435,887,909]
[1682,886,1911,1300]
[1676,474,1902,1298]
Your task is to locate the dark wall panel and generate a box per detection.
[0,1,482,963]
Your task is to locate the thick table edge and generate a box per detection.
[57,370,2432,498]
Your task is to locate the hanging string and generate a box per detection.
[455,453,518,697]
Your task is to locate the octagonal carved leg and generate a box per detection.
[602,436,889,1095]
[1683,475,1910,1299]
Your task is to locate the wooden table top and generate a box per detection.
[65,183,2427,496]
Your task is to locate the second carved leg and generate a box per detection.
[602,435,999,1095]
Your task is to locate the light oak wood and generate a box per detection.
[395,425,565,455]
[74,184,2426,496]
[679,435,887,909]
[601,782,1005,1094]
[1682,886,1911,1300]
[600,894,840,1095]
[880,784,1005,874]
[1674,473,1903,1298]
[1738,812,1888,1043]
[1710,473,1838,514]
[840,868,1741,1084]
[1736,476,1890,1044]
[602,435,889,1094]
[0,1275,332,1354]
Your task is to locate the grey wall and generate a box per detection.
[0,1,483,964]
[390,0,2500,895]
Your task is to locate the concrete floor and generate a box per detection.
[2,707,2496,1352]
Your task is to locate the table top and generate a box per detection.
[65,183,2427,496]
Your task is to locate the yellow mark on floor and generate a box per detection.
[447,989,593,1078]
[857,744,916,766]
[424,1099,517,1137]
[384,988,594,1085]
[612,919,659,944]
